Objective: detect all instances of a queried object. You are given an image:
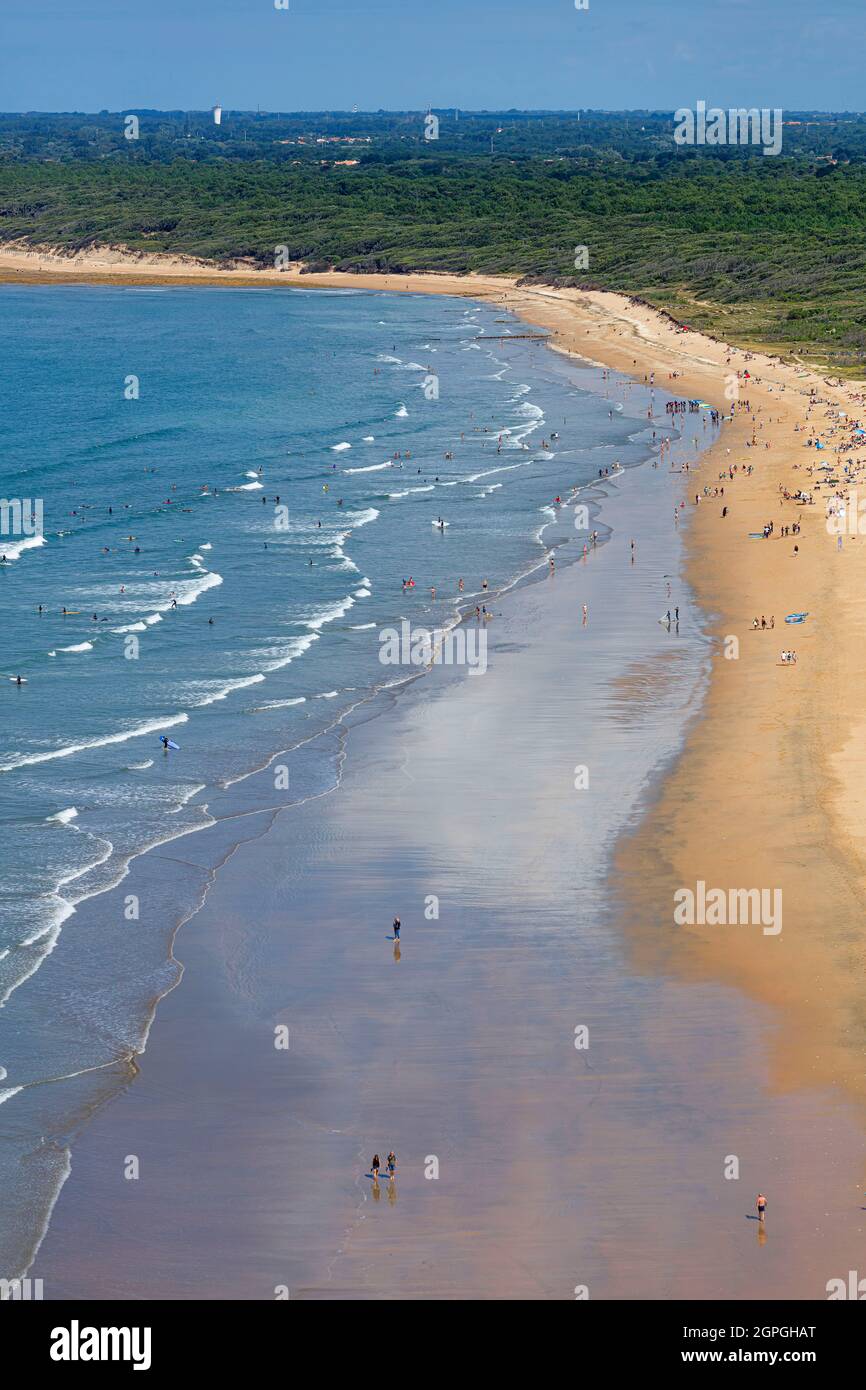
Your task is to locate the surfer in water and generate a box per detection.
[160,736,170,751]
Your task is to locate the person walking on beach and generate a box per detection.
[371,1154,381,1180]
[386,1150,397,1179]
[393,916,401,941]
[756,1193,767,1222]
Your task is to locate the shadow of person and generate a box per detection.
[371,1178,381,1203]
[393,943,401,963]
[387,1179,398,1206]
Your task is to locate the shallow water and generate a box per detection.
[0,283,716,1278]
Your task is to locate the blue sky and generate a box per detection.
[1,0,863,114]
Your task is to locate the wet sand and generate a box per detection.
[33,441,866,1299]
[9,244,866,1296]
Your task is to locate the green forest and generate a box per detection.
[2,110,865,369]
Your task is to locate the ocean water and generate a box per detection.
[0,283,716,1278]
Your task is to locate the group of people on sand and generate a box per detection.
[751,615,775,630]
[780,650,798,665]
[370,1151,397,1181]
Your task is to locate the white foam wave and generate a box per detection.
[302,595,356,631]
[345,507,380,527]
[262,633,319,670]
[252,696,307,711]
[463,461,528,483]
[176,572,222,607]
[0,713,189,773]
[192,673,266,707]
[0,534,46,561]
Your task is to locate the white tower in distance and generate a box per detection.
[213,104,222,126]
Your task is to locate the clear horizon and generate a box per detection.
[3,107,865,117]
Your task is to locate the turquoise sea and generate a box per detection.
[0,283,713,1277]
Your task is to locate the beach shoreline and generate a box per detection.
[33,416,866,1300]
[8,241,866,1295]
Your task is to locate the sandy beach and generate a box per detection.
[6,242,865,1101]
[32,457,866,1301]
[8,240,866,1296]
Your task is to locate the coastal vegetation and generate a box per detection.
[2,110,865,369]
